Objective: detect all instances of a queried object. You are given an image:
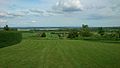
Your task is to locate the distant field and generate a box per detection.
[0,39,120,68]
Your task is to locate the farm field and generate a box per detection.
[0,38,120,68]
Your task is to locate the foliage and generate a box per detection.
[98,27,105,36]
[41,32,46,37]
[0,31,22,48]
[3,25,9,31]
[80,24,92,37]
[67,31,79,39]
[3,25,18,31]
[116,30,120,38]
[103,31,120,40]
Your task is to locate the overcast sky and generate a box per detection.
[0,0,120,27]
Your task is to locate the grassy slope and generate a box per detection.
[0,39,120,68]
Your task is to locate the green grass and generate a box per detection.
[0,39,120,68]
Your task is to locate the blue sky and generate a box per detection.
[0,0,120,27]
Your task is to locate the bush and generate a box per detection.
[103,33,119,40]
[0,31,22,48]
[67,31,79,39]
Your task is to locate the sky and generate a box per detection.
[0,0,120,27]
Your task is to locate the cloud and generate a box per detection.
[29,9,44,14]
[80,0,109,9]
[0,0,7,4]
[29,9,47,16]
[0,10,29,19]
[46,10,64,15]
[99,7,115,17]
[0,19,7,26]
[53,0,83,12]
[0,19,7,23]
[31,20,37,23]
[0,11,12,18]
[29,9,58,16]
[0,0,12,5]
[8,12,27,17]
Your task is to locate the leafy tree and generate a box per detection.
[82,24,88,29]
[98,27,105,36]
[116,30,120,38]
[113,30,120,40]
[4,25,9,31]
[41,32,46,37]
[80,24,92,37]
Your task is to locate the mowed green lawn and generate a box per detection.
[0,40,120,68]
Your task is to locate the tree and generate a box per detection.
[41,32,46,37]
[98,27,105,36]
[4,25,9,31]
[116,30,120,38]
[80,24,92,37]
[113,30,120,40]
[82,24,88,29]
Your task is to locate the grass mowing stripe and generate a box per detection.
[57,41,75,68]
[0,40,120,68]
[41,41,56,68]
[0,40,45,68]
[74,41,120,68]
[58,40,120,68]
[62,41,103,68]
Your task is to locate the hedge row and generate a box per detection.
[0,31,22,48]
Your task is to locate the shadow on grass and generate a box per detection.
[84,39,120,44]
[0,31,22,48]
[102,41,120,44]
[0,40,22,48]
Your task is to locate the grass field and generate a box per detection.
[0,39,120,68]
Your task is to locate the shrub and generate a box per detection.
[67,31,79,39]
[0,31,22,48]
[103,32,119,40]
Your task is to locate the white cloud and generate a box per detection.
[29,9,59,16]
[31,20,37,23]
[80,0,109,10]
[53,0,83,12]
[0,19,7,23]
[0,11,9,17]
[99,7,115,17]
[9,12,27,17]
[29,9,44,14]
[0,19,7,26]
[0,10,29,18]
